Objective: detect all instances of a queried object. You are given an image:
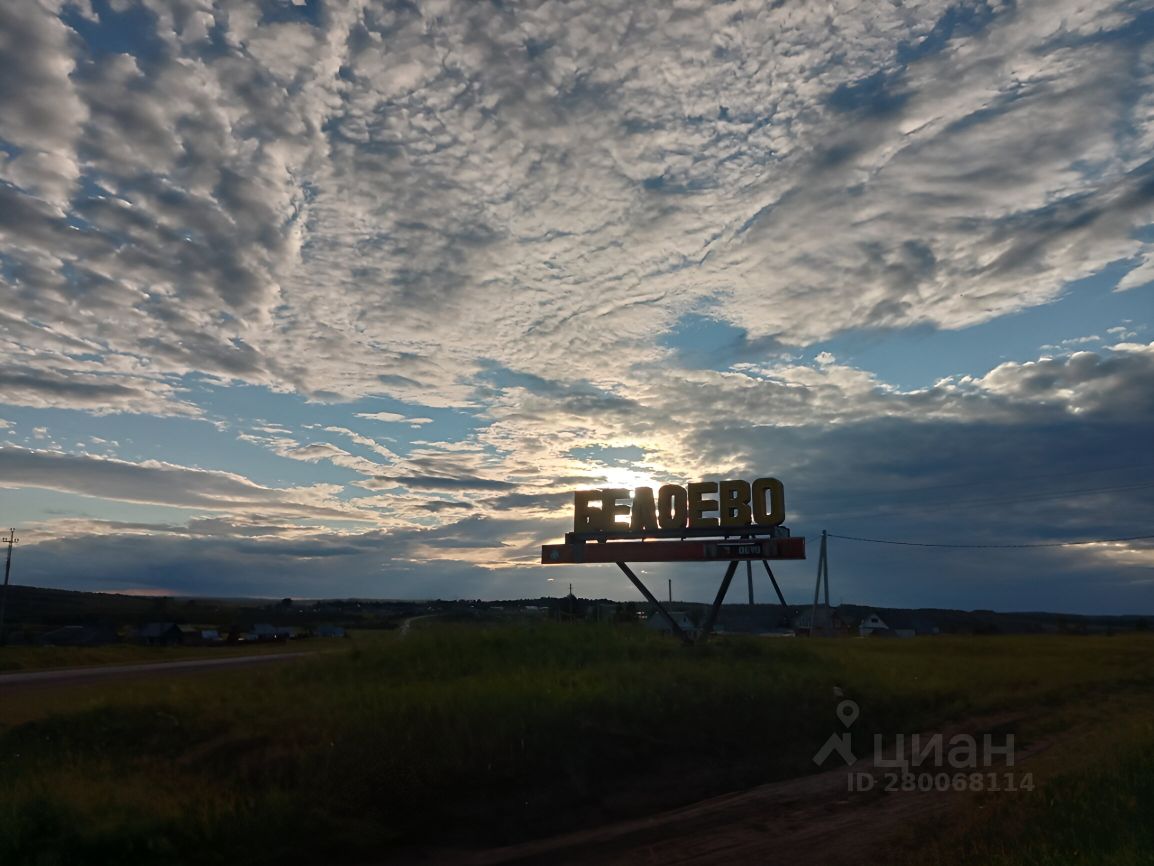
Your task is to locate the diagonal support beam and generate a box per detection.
[616,562,692,645]
[761,560,789,609]
[699,560,740,641]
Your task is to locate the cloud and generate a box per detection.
[0,447,376,521]
[274,440,382,475]
[356,411,433,425]
[322,427,402,462]
[0,364,201,416]
[13,501,1153,612]
[959,342,1154,418]
[3,0,1151,410]
[14,509,566,599]
[419,500,475,513]
[1117,251,1154,291]
[14,528,524,599]
[481,490,573,512]
[0,0,86,205]
[363,475,515,491]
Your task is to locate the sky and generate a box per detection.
[1,0,1153,613]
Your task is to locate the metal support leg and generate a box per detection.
[746,560,754,605]
[761,560,789,625]
[761,560,788,608]
[811,533,826,636]
[823,536,831,609]
[617,562,692,645]
[699,560,740,641]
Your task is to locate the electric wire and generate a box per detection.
[825,532,1154,549]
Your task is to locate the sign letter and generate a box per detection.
[687,481,719,528]
[630,487,658,532]
[657,484,688,529]
[600,488,630,530]
[718,479,752,527]
[752,477,785,526]
[573,490,602,532]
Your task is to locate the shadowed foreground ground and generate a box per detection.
[2,626,1152,866]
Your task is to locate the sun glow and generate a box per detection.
[595,465,661,491]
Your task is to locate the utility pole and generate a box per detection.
[810,530,830,636]
[0,529,18,646]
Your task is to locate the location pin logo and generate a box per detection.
[836,699,860,728]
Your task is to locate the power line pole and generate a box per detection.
[810,530,829,636]
[0,529,18,646]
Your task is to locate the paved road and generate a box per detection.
[0,651,319,688]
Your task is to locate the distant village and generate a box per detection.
[0,587,367,647]
[0,584,1148,647]
[588,597,1150,638]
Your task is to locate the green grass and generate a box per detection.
[985,741,1154,865]
[1,626,1152,866]
[896,716,1154,866]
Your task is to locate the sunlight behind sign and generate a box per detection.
[572,477,785,533]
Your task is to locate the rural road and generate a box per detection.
[0,651,319,689]
[398,613,444,637]
[415,712,1043,866]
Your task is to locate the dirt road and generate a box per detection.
[0,651,316,689]
[415,713,1043,866]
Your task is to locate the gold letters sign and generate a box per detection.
[573,478,785,533]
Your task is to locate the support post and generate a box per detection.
[0,529,17,646]
[761,563,789,618]
[810,531,827,636]
[746,560,754,605]
[699,560,740,641]
[616,562,691,645]
[822,530,831,625]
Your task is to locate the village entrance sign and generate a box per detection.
[541,478,805,643]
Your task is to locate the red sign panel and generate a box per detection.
[541,536,805,564]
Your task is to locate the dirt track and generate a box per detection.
[414,713,1044,866]
[0,651,316,690]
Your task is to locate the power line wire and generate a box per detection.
[826,532,1154,550]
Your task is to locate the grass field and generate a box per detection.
[1,625,1152,865]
